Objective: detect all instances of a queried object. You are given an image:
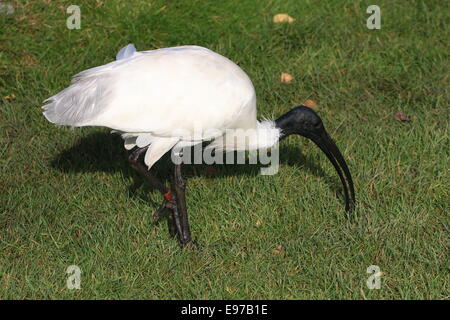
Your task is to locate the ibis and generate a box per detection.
[42,44,355,246]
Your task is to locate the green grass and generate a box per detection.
[0,0,448,299]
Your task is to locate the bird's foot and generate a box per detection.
[179,238,201,249]
[153,190,195,247]
[152,197,175,222]
[156,206,200,248]
[151,199,167,224]
[151,195,183,240]
[152,200,166,223]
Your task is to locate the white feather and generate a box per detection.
[206,120,280,151]
[143,137,179,168]
[116,43,137,60]
[42,45,278,169]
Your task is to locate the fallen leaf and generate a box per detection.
[273,13,295,24]
[280,72,293,83]
[256,219,262,227]
[394,111,411,122]
[272,244,283,255]
[303,99,318,109]
[3,93,16,100]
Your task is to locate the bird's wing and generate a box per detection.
[143,137,179,168]
[114,130,179,169]
[42,44,144,127]
[42,45,257,139]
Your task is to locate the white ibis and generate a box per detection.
[42,44,355,246]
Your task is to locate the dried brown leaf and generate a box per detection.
[280,72,293,83]
[272,244,283,255]
[394,111,411,122]
[273,14,295,24]
[303,99,318,109]
[3,94,16,100]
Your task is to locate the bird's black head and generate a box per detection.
[275,106,324,139]
[275,106,356,212]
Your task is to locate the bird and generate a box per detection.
[42,44,355,246]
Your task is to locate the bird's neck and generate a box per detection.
[206,120,280,151]
[226,120,281,150]
[251,120,281,150]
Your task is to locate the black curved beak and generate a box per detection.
[308,129,355,212]
[275,106,356,212]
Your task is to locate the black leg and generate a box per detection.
[128,147,176,229]
[173,163,192,246]
[167,210,177,237]
[128,147,194,247]
[128,147,167,195]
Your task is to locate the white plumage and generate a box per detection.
[43,43,356,245]
[42,44,280,169]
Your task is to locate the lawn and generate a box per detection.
[0,0,448,299]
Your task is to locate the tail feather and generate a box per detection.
[42,75,112,126]
[42,43,138,127]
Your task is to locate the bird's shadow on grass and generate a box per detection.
[51,132,343,204]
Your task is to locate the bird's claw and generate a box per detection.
[152,192,195,247]
[152,198,176,224]
[183,240,203,250]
